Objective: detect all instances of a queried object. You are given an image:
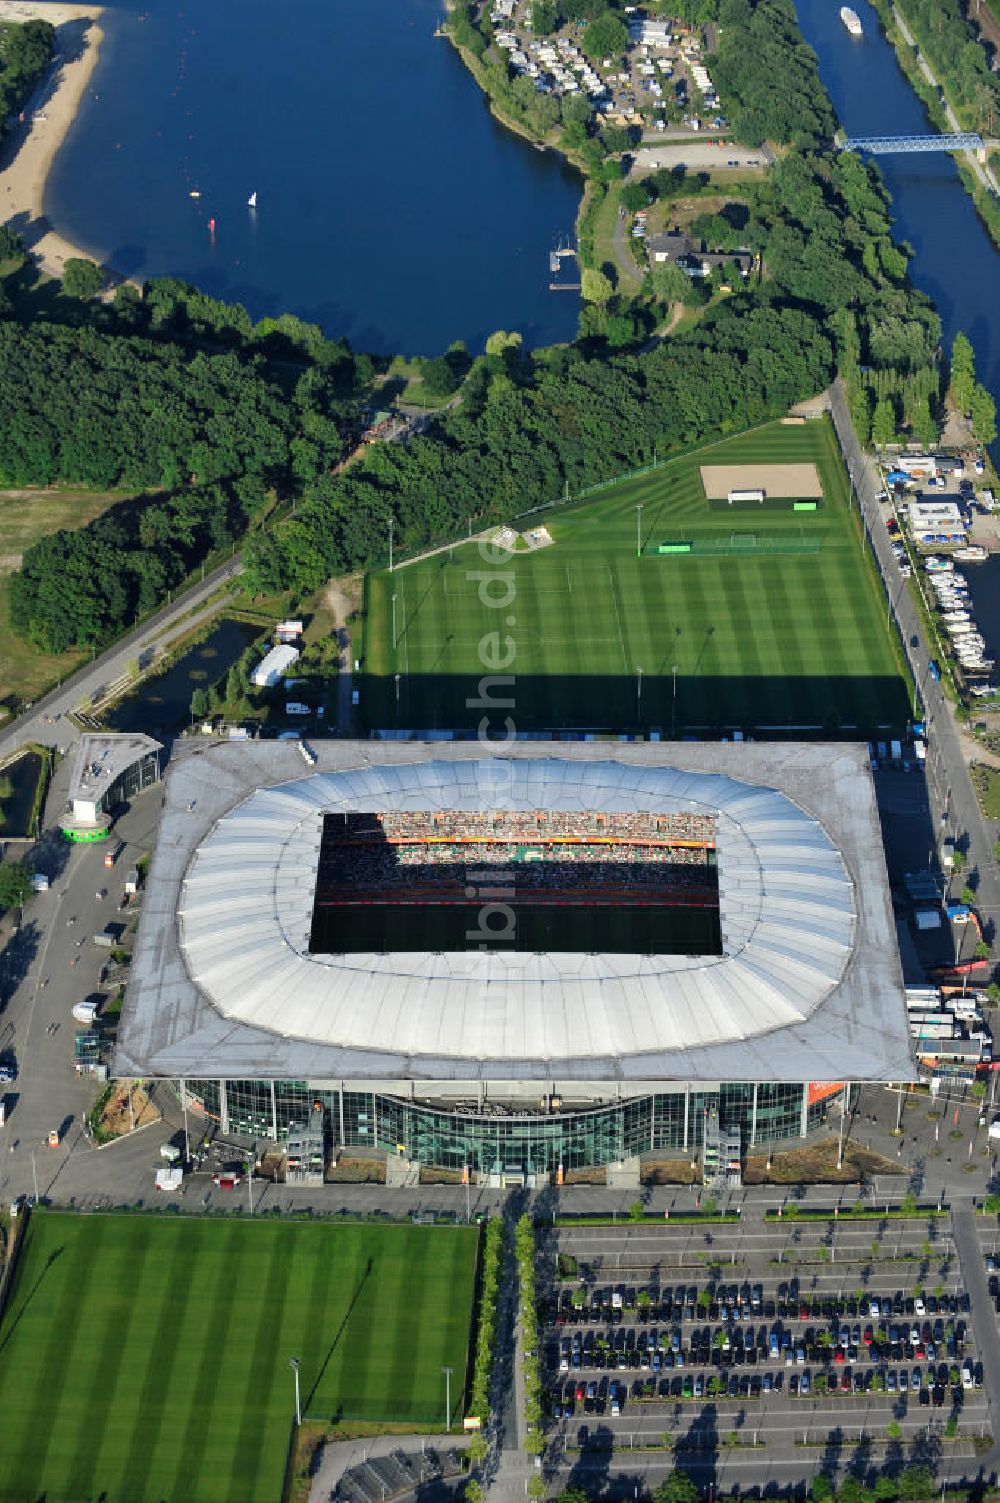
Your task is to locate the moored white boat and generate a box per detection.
[840,5,863,36]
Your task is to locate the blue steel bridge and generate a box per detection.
[837,132,986,154]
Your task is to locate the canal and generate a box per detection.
[795,0,1000,434]
[795,0,1000,661]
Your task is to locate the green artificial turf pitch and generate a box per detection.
[362,417,911,734]
[0,1212,477,1503]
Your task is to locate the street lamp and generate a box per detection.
[636,665,643,721]
[636,503,643,559]
[671,665,679,738]
[442,1365,453,1431]
[30,1150,38,1206]
[391,593,397,652]
[289,1357,302,1425]
[389,517,395,574]
[395,673,401,719]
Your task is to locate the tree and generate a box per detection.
[0,861,32,910]
[581,267,613,303]
[628,1199,644,1221]
[949,331,976,415]
[872,397,896,448]
[899,1191,917,1215]
[650,261,692,307]
[484,329,523,359]
[190,687,209,719]
[419,355,459,399]
[530,0,559,33]
[652,1472,701,1503]
[0,224,26,265]
[528,1478,546,1503]
[909,394,937,448]
[970,382,997,448]
[61,258,104,299]
[582,12,629,60]
[621,182,649,214]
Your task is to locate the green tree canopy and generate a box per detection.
[581,267,613,303]
[970,382,997,447]
[530,0,560,32]
[653,1472,701,1503]
[0,861,32,910]
[582,12,629,60]
[950,331,976,413]
[61,258,104,299]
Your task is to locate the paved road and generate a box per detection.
[828,378,1000,959]
[612,204,643,289]
[0,554,243,763]
[891,5,999,196]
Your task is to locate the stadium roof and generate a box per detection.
[115,740,913,1085]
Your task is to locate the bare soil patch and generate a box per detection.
[743,1138,904,1185]
[699,462,823,499]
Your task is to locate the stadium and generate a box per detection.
[116,738,914,1180]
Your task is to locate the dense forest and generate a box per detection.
[714,0,835,148]
[0,19,53,144]
[4,278,369,651]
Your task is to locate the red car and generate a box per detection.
[575,1384,585,1403]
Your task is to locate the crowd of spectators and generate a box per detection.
[330,808,715,846]
[315,817,712,895]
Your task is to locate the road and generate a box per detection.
[828,378,1000,957]
[0,554,243,764]
[612,203,643,289]
[891,4,999,195]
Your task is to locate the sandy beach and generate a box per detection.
[0,0,105,278]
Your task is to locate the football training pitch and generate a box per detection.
[0,1212,477,1503]
[362,418,911,734]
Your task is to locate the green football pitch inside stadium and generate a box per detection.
[0,1213,477,1503]
[362,418,912,734]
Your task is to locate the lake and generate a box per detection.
[46,0,583,354]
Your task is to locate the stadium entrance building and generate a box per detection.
[117,741,914,1178]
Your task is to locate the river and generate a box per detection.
[45,0,582,355]
[795,0,1000,662]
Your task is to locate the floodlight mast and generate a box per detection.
[289,1357,302,1425]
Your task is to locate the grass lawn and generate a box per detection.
[0,487,130,710]
[361,417,911,734]
[0,1212,477,1503]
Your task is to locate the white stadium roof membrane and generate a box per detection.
[116,741,914,1085]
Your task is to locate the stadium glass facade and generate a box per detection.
[182,1080,832,1172]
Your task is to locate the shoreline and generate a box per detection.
[0,1,106,280]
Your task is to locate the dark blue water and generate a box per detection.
[795,0,1000,433]
[45,0,582,354]
[105,618,262,733]
[796,0,1000,662]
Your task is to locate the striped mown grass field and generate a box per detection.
[0,1212,477,1503]
[362,416,911,735]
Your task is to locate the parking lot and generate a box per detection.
[538,1216,991,1478]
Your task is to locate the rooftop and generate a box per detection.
[115,741,912,1086]
[68,734,162,811]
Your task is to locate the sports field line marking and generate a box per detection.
[608,567,629,672]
